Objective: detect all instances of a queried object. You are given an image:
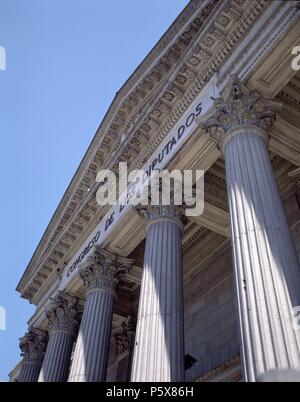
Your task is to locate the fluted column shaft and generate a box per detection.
[224,126,300,381]
[39,329,74,382]
[131,206,185,382]
[200,77,300,381]
[68,288,113,382]
[18,361,42,383]
[68,246,132,382]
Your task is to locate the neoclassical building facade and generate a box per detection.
[10,0,300,382]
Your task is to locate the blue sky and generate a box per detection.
[0,0,189,380]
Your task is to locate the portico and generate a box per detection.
[12,0,300,383]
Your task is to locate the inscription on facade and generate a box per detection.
[61,76,218,289]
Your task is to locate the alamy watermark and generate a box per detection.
[0,46,6,71]
[291,46,300,71]
[95,163,204,217]
[0,306,6,331]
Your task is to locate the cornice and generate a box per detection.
[18,0,276,303]
[127,0,270,172]
[74,0,270,262]
[17,0,210,292]
[218,0,300,90]
[17,0,222,300]
[17,0,217,297]
[64,0,268,249]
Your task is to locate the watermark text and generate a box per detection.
[96,163,204,217]
[0,46,6,71]
[291,46,300,71]
[0,306,6,330]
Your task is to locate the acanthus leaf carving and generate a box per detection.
[46,291,80,334]
[198,76,282,148]
[79,246,133,292]
[19,328,47,363]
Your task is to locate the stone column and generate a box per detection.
[38,292,80,382]
[18,328,47,382]
[131,205,185,382]
[200,77,300,382]
[68,246,132,382]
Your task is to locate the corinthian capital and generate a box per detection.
[198,76,282,147]
[80,246,133,292]
[19,328,47,363]
[137,204,183,223]
[46,291,80,334]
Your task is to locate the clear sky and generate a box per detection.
[0,0,189,380]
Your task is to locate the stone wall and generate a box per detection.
[184,247,240,381]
